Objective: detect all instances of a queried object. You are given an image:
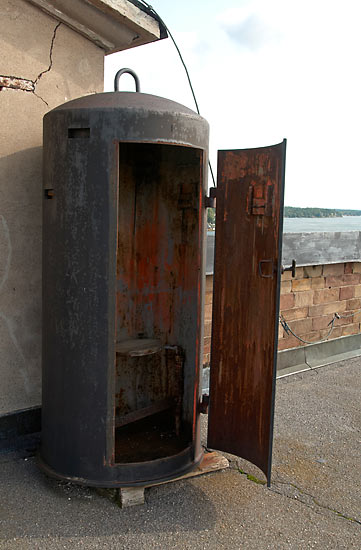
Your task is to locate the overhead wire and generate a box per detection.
[135,1,217,187]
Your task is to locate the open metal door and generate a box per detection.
[207,140,286,485]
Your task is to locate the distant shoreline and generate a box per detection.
[207,216,361,233]
[284,206,361,218]
[284,215,361,218]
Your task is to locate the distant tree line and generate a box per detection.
[284,207,361,218]
[207,206,361,226]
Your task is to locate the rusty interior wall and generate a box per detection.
[114,143,203,461]
[0,0,104,415]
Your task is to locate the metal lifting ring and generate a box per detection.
[114,68,141,92]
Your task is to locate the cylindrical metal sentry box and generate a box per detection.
[40,82,209,486]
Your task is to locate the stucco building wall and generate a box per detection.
[0,0,104,414]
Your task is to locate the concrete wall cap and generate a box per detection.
[206,231,361,274]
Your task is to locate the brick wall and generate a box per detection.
[279,262,361,349]
[203,261,361,363]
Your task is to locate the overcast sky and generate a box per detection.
[105,0,361,209]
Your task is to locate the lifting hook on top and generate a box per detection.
[114,68,141,93]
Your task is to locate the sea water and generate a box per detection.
[283,216,361,233]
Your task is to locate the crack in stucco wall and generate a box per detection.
[0,21,61,106]
[34,21,61,89]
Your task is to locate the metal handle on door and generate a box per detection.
[259,259,275,278]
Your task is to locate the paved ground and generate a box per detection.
[0,358,360,549]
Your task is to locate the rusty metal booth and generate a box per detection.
[40,69,286,488]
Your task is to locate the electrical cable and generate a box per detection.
[280,308,361,346]
[336,308,361,319]
[135,1,217,187]
[279,313,336,345]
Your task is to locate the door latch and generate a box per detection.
[281,259,296,278]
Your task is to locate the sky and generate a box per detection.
[104,0,361,209]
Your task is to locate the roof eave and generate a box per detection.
[26,0,167,54]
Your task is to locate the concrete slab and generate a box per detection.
[271,358,361,523]
[307,348,361,369]
[305,333,361,368]
[277,346,307,374]
[0,358,360,549]
[27,0,164,54]
[276,364,312,379]
[277,333,361,376]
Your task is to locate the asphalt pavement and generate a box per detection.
[0,358,360,549]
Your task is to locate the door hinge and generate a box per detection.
[199,394,209,414]
[205,187,217,208]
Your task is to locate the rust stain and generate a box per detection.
[0,75,35,92]
[192,179,204,437]
[208,142,286,481]
[113,142,204,466]
[116,143,201,341]
[114,346,184,432]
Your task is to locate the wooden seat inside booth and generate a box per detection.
[114,338,186,463]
